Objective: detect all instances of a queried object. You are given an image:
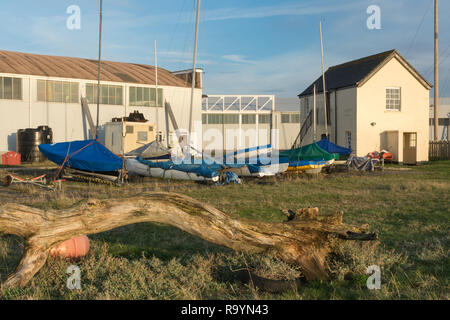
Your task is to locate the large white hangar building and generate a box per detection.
[0,49,301,157]
[0,50,203,154]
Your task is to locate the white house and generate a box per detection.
[297,50,432,164]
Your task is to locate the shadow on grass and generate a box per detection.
[90,222,231,262]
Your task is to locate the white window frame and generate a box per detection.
[386,87,401,111]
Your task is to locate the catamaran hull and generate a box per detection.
[227,163,289,177]
[126,159,219,182]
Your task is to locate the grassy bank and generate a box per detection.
[0,161,449,299]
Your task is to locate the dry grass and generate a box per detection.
[0,161,449,300]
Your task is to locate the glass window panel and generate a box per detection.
[291,114,300,123]
[202,114,207,124]
[101,85,108,104]
[93,86,99,104]
[144,88,150,107]
[3,77,12,99]
[37,80,46,101]
[150,88,156,107]
[281,114,290,123]
[0,78,3,99]
[224,114,239,124]
[157,88,163,107]
[137,131,148,141]
[12,78,22,100]
[115,87,122,105]
[109,86,115,104]
[136,87,143,105]
[208,114,223,124]
[70,83,79,103]
[242,114,256,124]
[129,87,136,105]
[46,81,54,102]
[258,114,272,124]
[54,81,63,102]
[63,82,71,102]
[86,84,97,104]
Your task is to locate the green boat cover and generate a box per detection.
[279,142,338,161]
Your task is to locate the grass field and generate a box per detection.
[0,161,449,300]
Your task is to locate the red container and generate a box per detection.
[1,151,21,166]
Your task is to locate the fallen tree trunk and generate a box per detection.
[0,192,376,289]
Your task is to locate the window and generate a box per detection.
[129,86,163,107]
[386,87,401,110]
[202,114,207,124]
[37,80,79,103]
[207,114,223,124]
[126,126,134,134]
[258,114,272,124]
[410,134,416,148]
[281,114,290,123]
[137,131,148,142]
[242,114,256,124]
[0,76,22,100]
[290,114,300,123]
[224,114,239,124]
[345,131,352,149]
[86,84,123,105]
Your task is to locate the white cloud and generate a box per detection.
[204,48,341,97]
[221,55,254,64]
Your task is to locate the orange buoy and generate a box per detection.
[49,236,90,259]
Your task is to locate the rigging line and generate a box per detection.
[167,1,194,104]
[182,0,196,60]
[440,67,450,94]
[167,0,187,56]
[424,44,450,78]
[405,0,433,58]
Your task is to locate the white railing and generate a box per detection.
[202,95,275,113]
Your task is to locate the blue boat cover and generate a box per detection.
[137,157,220,179]
[317,138,352,155]
[39,140,123,172]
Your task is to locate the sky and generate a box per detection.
[1,0,449,98]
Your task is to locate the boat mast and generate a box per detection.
[95,0,103,139]
[155,40,159,140]
[188,0,201,148]
[313,84,317,141]
[320,21,328,139]
[434,0,439,140]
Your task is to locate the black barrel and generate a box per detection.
[16,126,53,163]
[38,125,53,144]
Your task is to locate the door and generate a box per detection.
[403,132,417,165]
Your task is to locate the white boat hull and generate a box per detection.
[227,162,289,177]
[126,159,219,182]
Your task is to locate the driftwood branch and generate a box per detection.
[0,193,376,289]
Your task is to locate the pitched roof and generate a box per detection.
[0,50,190,88]
[298,50,432,97]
